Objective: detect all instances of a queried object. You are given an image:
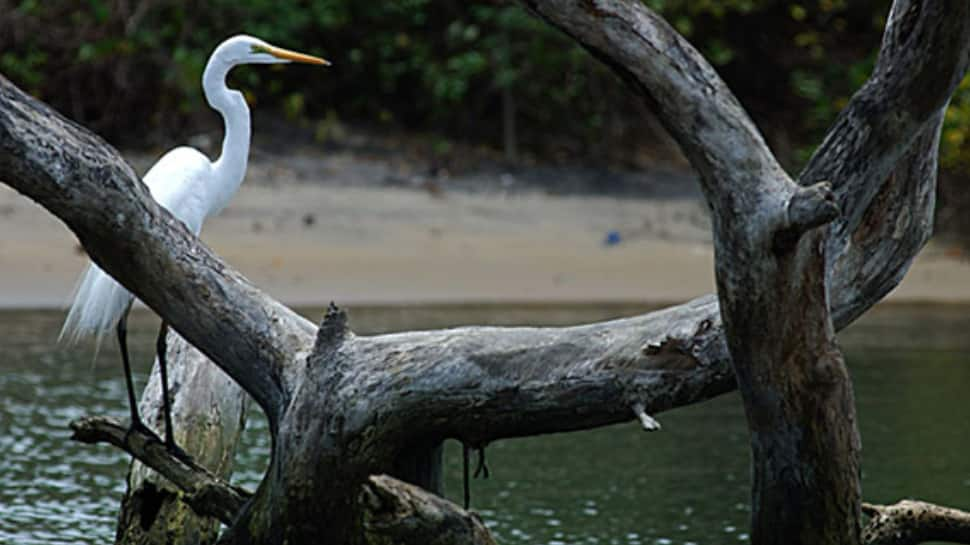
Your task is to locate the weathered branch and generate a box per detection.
[1,69,736,542]
[72,418,501,545]
[804,3,968,324]
[799,0,970,275]
[4,0,958,464]
[336,296,734,447]
[830,108,944,327]
[228,298,739,543]
[73,416,970,545]
[516,0,964,329]
[118,332,250,544]
[69,416,252,525]
[0,74,315,427]
[509,2,965,544]
[863,500,970,545]
[5,0,969,541]
[360,475,496,545]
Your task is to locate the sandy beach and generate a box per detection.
[1,151,968,309]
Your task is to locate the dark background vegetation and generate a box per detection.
[1,0,967,241]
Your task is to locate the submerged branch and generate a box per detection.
[361,475,497,545]
[863,500,970,545]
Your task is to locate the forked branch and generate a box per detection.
[3,0,969,542]
[0,74,315,426]
[71,417,497,545]
[71,418,970,545]
[69,416,251,524]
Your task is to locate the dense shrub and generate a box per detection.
[0,0,632,157]
[2,0,968,177]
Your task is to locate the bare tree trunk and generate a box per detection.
[516,1,970,543]
[3,0,970,543]
[116,333,249,544]
[70,416,251,525]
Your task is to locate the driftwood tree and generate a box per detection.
[2,0,970,544]
[117,337,249,544]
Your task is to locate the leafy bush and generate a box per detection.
[1,0,968,174]
[0,0,631,156]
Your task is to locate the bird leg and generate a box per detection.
[117,310,158,444]
[473,447,489,479]
[461,443,490,510]
[462,442,471,509]
[156,321,191,463]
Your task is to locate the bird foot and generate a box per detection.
[124,419,163,447]
[122,421,193,465]
[473,447,489,479]
[165,440,194,465]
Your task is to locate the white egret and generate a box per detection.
[60,35,328,456]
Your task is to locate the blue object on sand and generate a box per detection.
[604,230,622,246]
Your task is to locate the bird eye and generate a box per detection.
[249,44,270,55]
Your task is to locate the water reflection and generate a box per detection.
[1,304,969,544]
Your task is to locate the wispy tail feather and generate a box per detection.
[60,263,134,355]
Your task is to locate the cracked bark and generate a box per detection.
[2,0,970,543]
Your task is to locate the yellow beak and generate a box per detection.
[267,46,330,66]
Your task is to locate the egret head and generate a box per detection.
[214,35,330,67]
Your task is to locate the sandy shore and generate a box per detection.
[1,155,968,309]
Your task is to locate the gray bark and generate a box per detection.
[70,416,250,524]
[69,418,970,545]
[361,475,496,545]
[513,2,852,541]
[514,1,969,543]
[2,0,970,542]
[0,77,316,425]
[117,333,249,544]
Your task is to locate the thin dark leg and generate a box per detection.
[156,322,176,448]
[118,309,156,446]
[473,447,489,479]
[156,322,191,463]
[117,309,142,427]
[463,442,471,509]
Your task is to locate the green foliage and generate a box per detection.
[1,0,968,171]
[0,1,627,153]
[943,76,970,171]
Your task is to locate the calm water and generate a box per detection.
[1,304,969,544]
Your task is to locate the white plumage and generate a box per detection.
[59,147,211,348]
[59,35,327,351]
[56,34,328,450]
[59,36,329,455]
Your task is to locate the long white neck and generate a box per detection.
[202,57,251,216]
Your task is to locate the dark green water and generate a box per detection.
[1,304,969,544]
